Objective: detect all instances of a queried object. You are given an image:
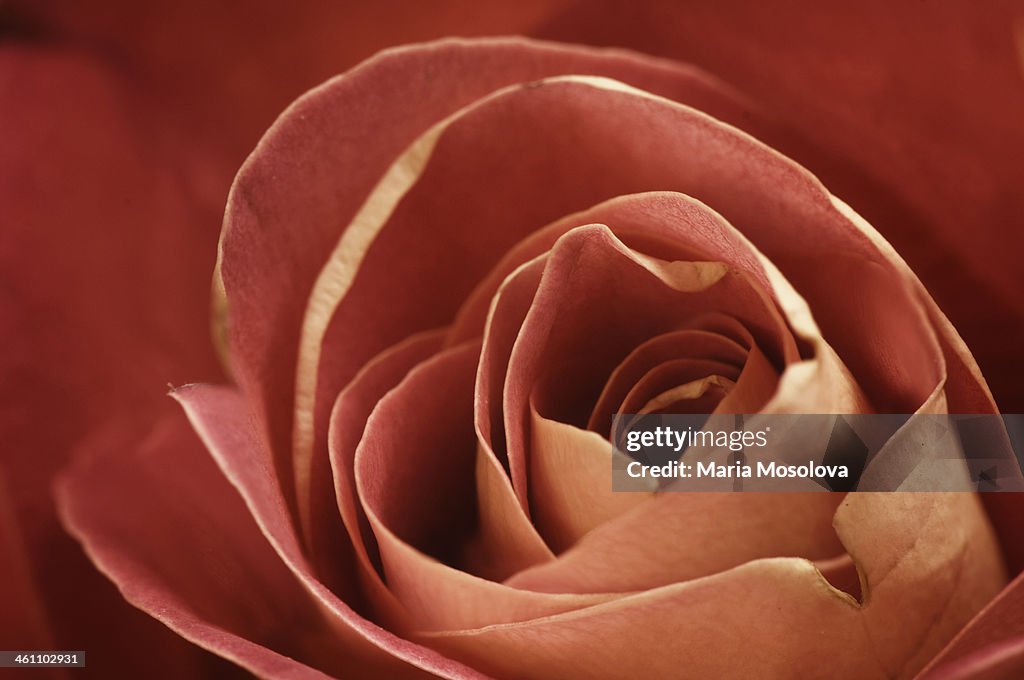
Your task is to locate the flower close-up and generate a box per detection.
[3,2,1024,678]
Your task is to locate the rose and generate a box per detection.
[5,2,1024,678]
[52,34,1024,679]
[6,7,1024,680]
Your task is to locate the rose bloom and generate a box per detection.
[3,2,1024,679]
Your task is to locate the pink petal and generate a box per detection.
[463,437,556,580]
[326,329,447,618]
[631,375,735,414]
[354,342,618,631]
[916,571,1024,679]
[503,225,793,501]
[588,327,751,431]
[429,494,1004,679]
[448,191,775,347]
[57,407,388,678]
[169,386,481,678]
[539,0,1024,410]
[527,409,653,552]
[308,73,949,425]
[473,255,547,505]
[715,343,781,413]
[615,359,742,415]
[468,259,557,571]
[216,37,767,530]
[504,491,845,594]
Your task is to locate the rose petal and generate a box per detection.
[916,571,1024,679]
[449,188,867,419]
[615,359,742,415]
[588,327,751,431]
[463,439,556,580]
[170,385,481,678]
[469,257,557,567]
[353,341,480,570]
[326,328,447,619]
[431,494,1004,679]
[450,193,773,347]
[354,342,619,631]
[528,409,653,553]
[505,491,844,594]
[715,343,781,413]
[504,224,794,503]
[307,73,945,424]
[214,37,768,536]
[57,407,392,678]
[540,0,1024,409]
